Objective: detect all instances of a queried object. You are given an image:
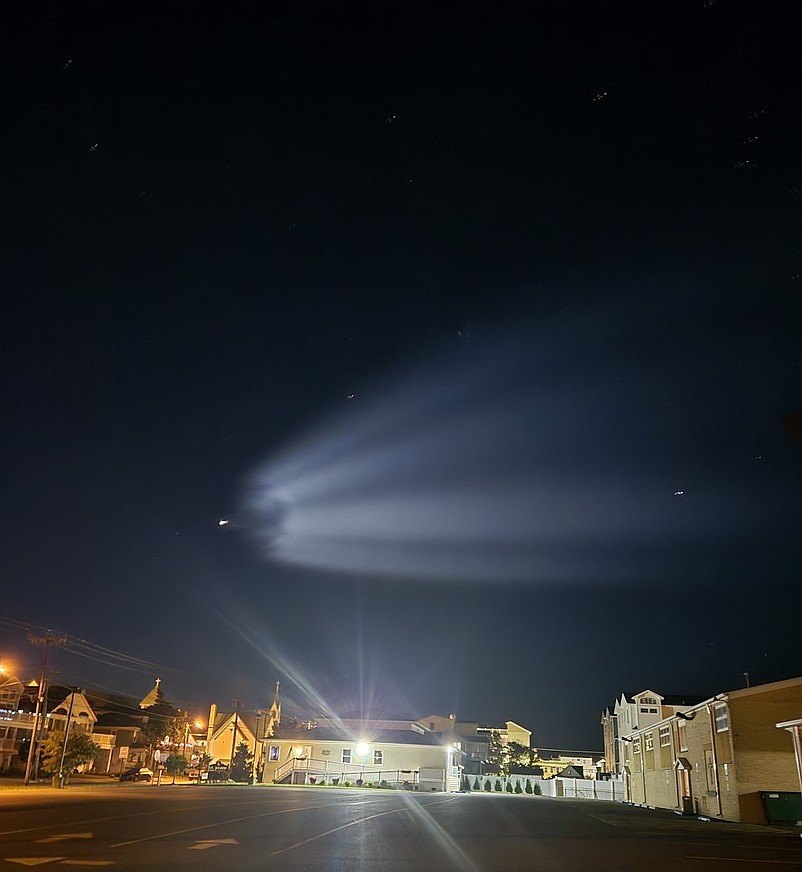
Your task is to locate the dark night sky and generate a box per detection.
[2,1,801,750]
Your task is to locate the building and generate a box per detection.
[0,673,32,773]
[260,716,463,791]
[420,714,533,775]
[601,689,707,775]
[622,675,802,824]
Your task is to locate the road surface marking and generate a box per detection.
[36,835,93,844]
[0,801,258,837]
[110,800,346,847]
[3,860,65,867]
[686,859,802,865]
[188,838,239,850]
[270,797,459,856]
[59,862,114,867]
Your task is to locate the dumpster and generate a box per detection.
[760,791,802,825]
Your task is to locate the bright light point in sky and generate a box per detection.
[218,519,230,526]
[355,742,369,756]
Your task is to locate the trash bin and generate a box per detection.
[51,774,65,789]
[680,796,694,815]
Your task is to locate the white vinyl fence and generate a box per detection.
[467,774,626,803]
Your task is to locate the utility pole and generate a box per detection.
[56,688,78,788]
[24,632,67,785]
[253,710,264,785]
[229,699,242,776]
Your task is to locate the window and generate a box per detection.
[659,726,670,747]
[677,720,688,751]
[640,697,658,705]
[713,704,729,732]
[633,737,641,755]
[644,733,654,751]
[268,746,279,761]
[373,750,383,765]
[341,748,352,764]
[639,707,658,714]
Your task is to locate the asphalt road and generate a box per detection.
[1,784,801,870]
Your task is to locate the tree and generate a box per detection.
[487,731,508,774]
[230,740,253,782]
[40,731,99,778]
[140,698,186,766]
[507,740,536,769]
[165,754,188,784]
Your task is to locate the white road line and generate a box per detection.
[3,859,66,866]
[59,862,114,867]
[36,835,93,844]
[109,800,345,847]
[0,793,333,838]
[0,801,255,837]
[270,797,458,856]
[685,858,802,865]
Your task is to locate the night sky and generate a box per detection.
[2,1,801,751]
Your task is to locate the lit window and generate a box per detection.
[373,750,383,766]
[659,726,670,747]
[342,748,352,764]
[644,733,654,751]
[713,704,729,732]
[640,697,658,705]
[677,720,688,751]
[633,738,641,755]
[268,745,279,761]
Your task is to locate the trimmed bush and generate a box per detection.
[505,781,514,793]
[473,778,481,790]
[525,778,532,794]
[514,781,523,794]
[484,779,491,792]
[494,779,502,792]
[533,782,542,795]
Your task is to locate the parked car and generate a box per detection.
[120,766,153,782]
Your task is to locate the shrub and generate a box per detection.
[514,781,523,794]
[473,778,481,790]
[380,779,388,788]
[505,781,514,793]
[317,779,326,786]
[355,779,364,787]
[525,778,533,794]
[344,781,351,787]
[533,782,542,795]
[484,779,491,792]
[494,779,502,792]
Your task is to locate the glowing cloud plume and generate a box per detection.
[244,304,757,584]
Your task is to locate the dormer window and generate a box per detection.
[639,696,658,705]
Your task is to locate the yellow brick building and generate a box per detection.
[623,676,802,824]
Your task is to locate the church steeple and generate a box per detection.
[264,680,281,735]
[139,677,165,710]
